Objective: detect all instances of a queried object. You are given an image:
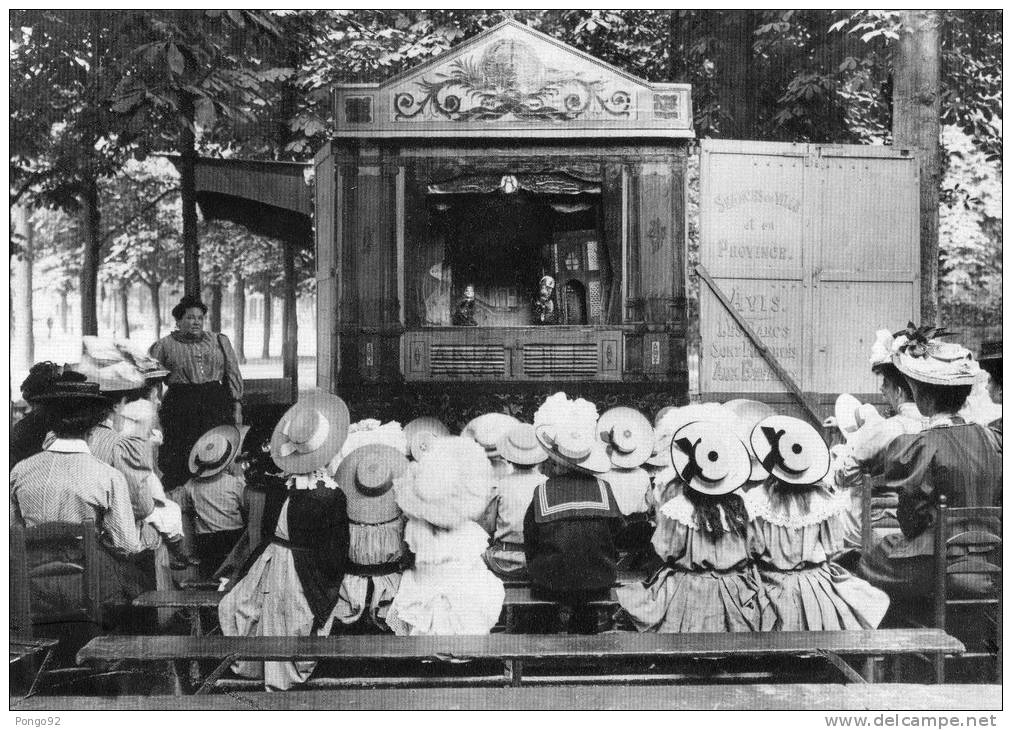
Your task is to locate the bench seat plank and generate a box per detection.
[78,630,964,665]
[11,683,1000,711]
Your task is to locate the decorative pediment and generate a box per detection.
[332,20,693,139]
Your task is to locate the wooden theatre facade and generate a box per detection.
[314,20,694,399]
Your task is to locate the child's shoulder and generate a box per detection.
[745,481,850,528]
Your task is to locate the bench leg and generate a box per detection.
[933,653,945,684]
[504,659,523,688]
[861,657,884,683]
[818,650,866,684]
[195,654,239,695]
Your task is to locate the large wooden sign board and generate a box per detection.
[699,140,919,404]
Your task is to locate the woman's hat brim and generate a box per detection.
[892,351,980,386]
[270,391,350,474]
[534,425,611,474]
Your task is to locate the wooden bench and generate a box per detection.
[9,682,1001,711]
[76,629,964,694]
[133,586,623,635]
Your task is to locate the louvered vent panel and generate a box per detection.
[430,344,506,377]
[523,343,598,377]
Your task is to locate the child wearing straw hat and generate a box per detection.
[858,328,1001,601]
[171,424,250,578]
[387,436,505,635]
[218,392,351,690]
[463,412,521,534]
[483,422,549,581]
[617,420,771,632]
[526,393,623,633]
[746,415,889,630]
[329,442,410,633]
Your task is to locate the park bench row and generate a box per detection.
[75,629,964,694]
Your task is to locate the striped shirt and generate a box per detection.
[87,422,156,521]
[149,331,243,401]
[10,440,144,556]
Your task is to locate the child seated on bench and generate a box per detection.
[618,420,771,632]
[170,424,250,578]
[218,394,351,691]
[387,436,504,635]
[483,422,548,581]
[746,415,889,630]
[526,393,623,634]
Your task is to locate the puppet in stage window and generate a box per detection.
[452,284,478,326]
[531,275,558,325]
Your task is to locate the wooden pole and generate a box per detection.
[893,10,941,326]
[282,239,298,399]
[180,94,200,296]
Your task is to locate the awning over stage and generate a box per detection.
[165,156,313,245]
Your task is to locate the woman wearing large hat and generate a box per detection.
[10,373,156,615]
[745,415,889,630]
[218,392,351,690]
[617,420,771,632]
[525,393,623,633]
[858,328,1001,601]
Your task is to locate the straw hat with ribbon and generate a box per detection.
[890,322,980,387]
[597,406,654,469]
[534,423,611,474]
[335,443,409,524]
[73,337,169,392]
[648,403,737,468]
[189,424,248,478]
[723,398,777,481]
[463,412,521,458]
[750,415,830,486]
[270,392,350,474]
[669,421,752,496]
[496,423,548,467]
[403,416,450,461]
[32,371,109,405]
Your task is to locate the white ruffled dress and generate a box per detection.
[617,493,771,632]
[386,519,504,635]
[746,483,889,630]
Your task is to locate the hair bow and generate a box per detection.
[892,322,956,359]
[759,426,787,473]
[673,436,703,483]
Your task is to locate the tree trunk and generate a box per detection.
[118,282,131,338]
[59,289,69,333]
[180,94,200,296]
[209,282,222,332]
[716,11,762,139]
[233,276,246,364]
[80,178,101,336]
[282,239,298,395]
[11,205,35,369]
[147,281,162,340]
[261,281,273,360]
[893,9,941,326]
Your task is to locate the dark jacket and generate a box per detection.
[523,474,622,594]
[238,484,350,630]
[10,407,50,470]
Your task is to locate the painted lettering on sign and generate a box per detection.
[713,189,802,214]
[716,239,792,261]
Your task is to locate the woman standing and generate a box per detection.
[150,295,243,490]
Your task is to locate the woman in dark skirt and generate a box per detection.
[149,295,244,490]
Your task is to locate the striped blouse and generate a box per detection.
[10,440,144,556]
[150,331,243,401]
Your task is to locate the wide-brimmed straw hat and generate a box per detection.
[497,423,548,466]
[534,423,611,474]
[648,403,736,468]
[597,407,654,469]
[189,424,248,478]
[750,415,830,486]
[723,398,777,480]
[73,337,169,391]
[403,416,451,461]
[669,421,751,496]
[32,371,109,405]
[270,392,350,474]
[335,443,409,524]
[463,413,520,457]
[890,323,980,387]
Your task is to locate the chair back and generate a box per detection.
[9,518,102,637]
